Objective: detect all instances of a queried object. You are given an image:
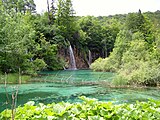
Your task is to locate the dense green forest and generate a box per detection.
[91,10,160,86]
[0,0,160,86]
[0,0,160,119]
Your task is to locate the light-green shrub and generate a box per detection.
[0,96,159,120]
[90,58,105,71]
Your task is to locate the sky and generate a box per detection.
[34,0,160,16]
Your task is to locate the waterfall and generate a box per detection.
[88,50,92,66]
[69,45,77,70]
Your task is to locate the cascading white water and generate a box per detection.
[88,50,92,66]
[69,45,77,70]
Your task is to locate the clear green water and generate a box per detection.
[36,70,114,82]
[0,70,160,112]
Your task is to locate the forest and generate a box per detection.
[0,0,160,119]
[0,0,160,86]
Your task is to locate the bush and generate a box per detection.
[0,96,160,120]
[32,58,47,71]
[90,57,119,72]
[90,58,105,71]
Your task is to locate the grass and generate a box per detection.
[0,73,31,84]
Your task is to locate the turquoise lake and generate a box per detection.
[0,70,160,112]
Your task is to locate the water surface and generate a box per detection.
[0,70,159,112]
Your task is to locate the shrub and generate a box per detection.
[32,58,47,71]
[90,58,105,71]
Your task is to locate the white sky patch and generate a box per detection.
[34,0,160,16]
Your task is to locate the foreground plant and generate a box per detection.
[0,96,160,120]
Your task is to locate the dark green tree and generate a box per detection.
[55,0,77,45]
[126,9,155,44]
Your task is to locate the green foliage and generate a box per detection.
[113,60,160,86]
[90,58,105,71]
[0,97,160,120]
[112,31,160,86]
[1,0,160,86]
[91,11,160,86]
[126,10,145,33]
[2,0,36,14]
[0,0,121,74]
[91,30,132,72]
[32,58,46,72]
[0,3,63,75]
[77,16,120,61]
[0,11,37,73]
[55,0,77,45]
[0,73,31,84]
[36,33,64,70]
[126,10,155,44]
